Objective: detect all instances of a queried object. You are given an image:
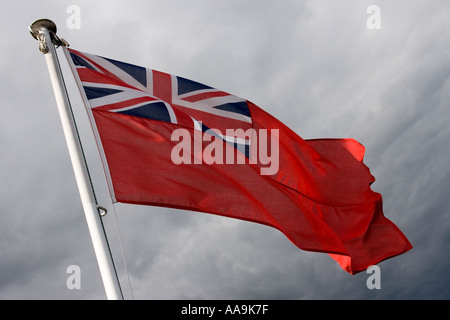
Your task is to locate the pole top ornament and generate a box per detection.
[29,19,69,53]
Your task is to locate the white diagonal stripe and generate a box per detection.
[82,52,149,93]
[87,88,150,108]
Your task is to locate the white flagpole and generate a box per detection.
[29,19,123,300]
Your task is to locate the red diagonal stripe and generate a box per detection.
[182,91,230,103]
[93,96,158,112]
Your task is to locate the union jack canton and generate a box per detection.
[67,49,253,157]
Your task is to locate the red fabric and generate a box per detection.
[92,102,412,274]
[67,48,411,274]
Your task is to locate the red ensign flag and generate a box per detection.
[66,48,411,274]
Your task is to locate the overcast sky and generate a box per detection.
[0,0,449,300]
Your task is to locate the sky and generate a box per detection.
[0,0,449,300]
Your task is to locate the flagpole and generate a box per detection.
[29,19,123,300]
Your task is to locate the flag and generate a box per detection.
[66,48,412,274]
